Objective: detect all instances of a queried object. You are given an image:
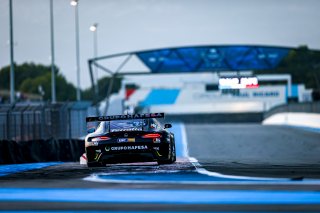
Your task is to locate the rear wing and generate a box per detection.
[86,113,165,123]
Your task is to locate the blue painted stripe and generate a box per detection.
[0,212,296,213]
[1,188,320,204]
[0,162,63,177]
[170,123,184,157]
[140,89,180,106]
[0,212,300,213]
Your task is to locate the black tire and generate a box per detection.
[158,138,176,164]
[87,162,102,167]
[172,142,176,162]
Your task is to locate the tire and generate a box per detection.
[87,162,102,167]
[158,138,176,164]
[172,142,176,162]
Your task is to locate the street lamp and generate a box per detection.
[50,0,56,103]
[90,23,98,95]
[89,24,97,32]
[70,0,78,6]
[9,0,15,104]
[70,0,81,101]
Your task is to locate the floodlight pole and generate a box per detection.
[71,0,81,101]
[50,0,56,103]
[9,0,15,104]
[90,23,98,95]
[88,59,99,115]
[88,60,97,101]
[75,1,81,101]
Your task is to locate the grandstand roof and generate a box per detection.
[90,45,292,74]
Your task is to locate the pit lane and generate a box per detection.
[0,123,320,212]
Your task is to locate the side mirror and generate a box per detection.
[87,128,96,133]
[164,123,172,129]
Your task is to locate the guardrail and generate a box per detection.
[264,101,320,119]
[0,102,94,141]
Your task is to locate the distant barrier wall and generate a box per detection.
[165,113,263,123]
[0,139,84,164]
[264,102,320,119]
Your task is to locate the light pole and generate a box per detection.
[9,0,15,104]
[90,23,98,95]
[50,0,56,103]
[70,0,81,101]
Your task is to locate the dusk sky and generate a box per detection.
[1,0,320,89]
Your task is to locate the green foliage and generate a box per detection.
[0,63,122,103]
[82,76,122,103]
[255,46,320,89]
[0,63,51,91]
[0,63,76,101]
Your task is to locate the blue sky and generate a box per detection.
[1,0,320,89]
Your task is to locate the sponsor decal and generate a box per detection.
[253,91,279,97]
[95,149,102,153]
[94,153,101,160]
[219,76,259,89]
[153,147,160,151]
[117,138,135,143]
[110,145,148,151]
[105,146,110,152]
[86,113,164,123]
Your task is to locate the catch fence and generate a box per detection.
[0,102,94,141]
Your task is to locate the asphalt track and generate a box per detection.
[0,123,320,212]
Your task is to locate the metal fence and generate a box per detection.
[0,102,94,141]
[264,101,320,119]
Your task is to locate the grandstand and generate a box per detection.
[89,45,313,119]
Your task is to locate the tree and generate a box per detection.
[256,46,320,89]
[0,63,77,102]
[82,76,122,103]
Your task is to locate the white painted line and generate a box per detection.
[80,153,87,165]
[180,123,189,158]
[188,157,281,181]
[178,123,283,181]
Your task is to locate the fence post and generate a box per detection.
[6,108,10,140]
[3,123,5,139]
[68,105,72,140]
[33,106,37,141]
[20,105,29,141]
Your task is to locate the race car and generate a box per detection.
[85,113,176,167]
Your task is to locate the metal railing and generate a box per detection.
[0,102,94,141]
[264,101,320,119]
